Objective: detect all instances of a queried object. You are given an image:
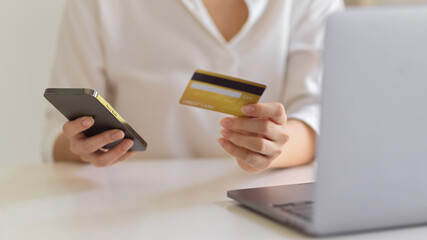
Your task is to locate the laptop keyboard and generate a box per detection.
[272,201,314,222]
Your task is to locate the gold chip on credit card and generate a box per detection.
[179,69,267,116]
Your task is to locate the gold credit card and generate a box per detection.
[179,69,266,116]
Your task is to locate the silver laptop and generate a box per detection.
[227,6,427,237]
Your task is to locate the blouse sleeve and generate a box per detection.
[282,0,344,134]
[42,0,107,162]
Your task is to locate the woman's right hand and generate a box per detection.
[56,116,136,167]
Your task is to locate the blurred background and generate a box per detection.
[346,0,427,5]
[0,0,426,163]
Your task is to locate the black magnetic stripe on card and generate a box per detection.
[191,72,265,96]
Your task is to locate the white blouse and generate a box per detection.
[43,0,344,162]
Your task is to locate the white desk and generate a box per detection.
[1,158,426,240]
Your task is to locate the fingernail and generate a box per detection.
[121,140,134,151]
[221,129,232,139]
[242,105,255,114]
[82,117,94,127]
[221,118,233,128]
[111,131,124,140]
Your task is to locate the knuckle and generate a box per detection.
[262,160,272,170]
[102,132,114,145]
[69,144,79,155]
[69,140,82,155]
[245,154,266,171]
[275,102,285,114]
[236,149,251,163]
[225,142,237,155]
[272,148,282,158]
[258,121,270,133]
[255,138,268,153]
[98,149,124,165]
[80,141,94,153]
[278,131,290,143]
[231,118,243,130]
[63,120,85,137]
[245,153,258,165]
[62,123,72,137]
[256,161,267,171]
[273,102,286,119]
[236,158,256,173]
[112,146,127,157]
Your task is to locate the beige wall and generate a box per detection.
[0,0,66,163]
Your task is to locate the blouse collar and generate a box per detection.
[180,0,268,46]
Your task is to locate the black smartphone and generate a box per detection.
[44,88,147,151]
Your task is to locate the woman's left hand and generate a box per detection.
[218,102,290,173]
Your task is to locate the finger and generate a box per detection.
[241,102,287,125]
[218,138,271,173]
[110,151,137,165]
[221,129,281,157]
[88,139,134,167]
[63,116,94,138]
[221,117,289,143]
[76,129,125,154]
[236,158,262,174]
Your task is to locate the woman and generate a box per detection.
[43,0,344,172]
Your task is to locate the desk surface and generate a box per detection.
[1,158,426,240]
